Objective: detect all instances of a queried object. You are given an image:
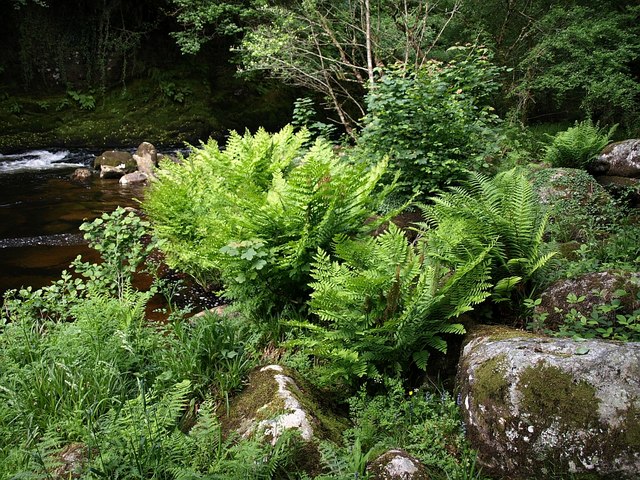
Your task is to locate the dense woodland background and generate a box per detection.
[0,0,638,149]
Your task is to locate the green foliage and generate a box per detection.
[358,45,504,197]
[529,167,621,245]
[543,120,617,169]
[299,224,492,384]
[74,206,157,299]
[423,168,556,299]
[159,80,192,104]
[527,290,640,342]
[296,168,553,384]
[67,89,96,110]
[169,0,263,54]
[344,377,485,480]
[157,311,256,400]
[292,97,336,140]
[516,4,640,127]
[315,437,374,480]
[144,126,393,317]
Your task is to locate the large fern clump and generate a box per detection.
[144,125,393,317]
[422,167,556,301]
[543,119,616,169]
[299,224,493,384]
[299,168,555,385]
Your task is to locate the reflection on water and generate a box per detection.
[0,150,145,296]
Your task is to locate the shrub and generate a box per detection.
[543,119,617,169]
[358,45,504,197]
[144,126,394,318]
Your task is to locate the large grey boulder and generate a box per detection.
[591,140,640,178]
[99,164,127,179]
[119,171,148,186]
[457,326,640,479]
[133,142,158,177]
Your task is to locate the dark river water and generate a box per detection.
[0,149,146,297]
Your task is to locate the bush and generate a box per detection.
[294,169,554,385]
[543,119,616,169]
[144,126,394,318]
[358,45,504,197]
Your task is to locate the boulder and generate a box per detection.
[93,150,136,172]
[70,167,92,183]
[534,271,640,331]
[133,141,158,177]
[222,365,348,477]
[119,171,148,186]
[457,325,640,479]
[367,449,430,480]
[591,140,640,178]
[529,168,618,242]
[597,175,640,207]
[99,164,127,179]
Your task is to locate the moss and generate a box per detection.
[220,367,281,439]
[518,362,600,429]
[0,73,294,151]
[468,324,536,343]
[473,354,509,406]
[220,366,347,478]
[281,368,350,445]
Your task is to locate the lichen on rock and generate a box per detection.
[457,326,640,478]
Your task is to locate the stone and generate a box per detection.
[70,167,92,183]
[591,139,640,178]
[93,150,136,172]
[119,171,148,186]
[529,168,617,242]
[99,164,126,179]
[367,449,430,480]
[53,443,87,479]
[133,141,158,177]
[457,325,640,479]
[535,271,640,331]
[597,175,640,207]
[222,365,348,477]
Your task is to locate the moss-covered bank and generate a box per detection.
[0,72,295,151]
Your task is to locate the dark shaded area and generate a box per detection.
[0,1,296,151]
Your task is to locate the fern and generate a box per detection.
[145,126,393,318]
[543,119,617,169]
[421,167,556,300]
[301,224,493,384]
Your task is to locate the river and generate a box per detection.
[0,149,147,297]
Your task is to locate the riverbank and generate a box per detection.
[0,73,295,152]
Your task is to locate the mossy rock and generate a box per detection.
[457,326,640,478]
[529,168,619,243]
[534,270,640,331]
[221,365,350,477]
[93,150,136,171]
